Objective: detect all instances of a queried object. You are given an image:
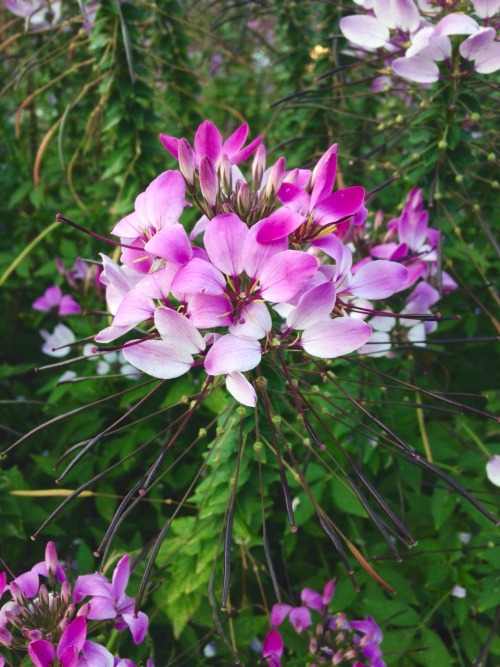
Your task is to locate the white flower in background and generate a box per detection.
[486,455,500,486]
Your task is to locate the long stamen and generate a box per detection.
[56,214,145,251]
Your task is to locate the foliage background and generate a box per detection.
[0,1,498,665]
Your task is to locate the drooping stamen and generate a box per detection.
[56,214,145,251]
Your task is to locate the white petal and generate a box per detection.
[226,372,257,407]
[486,455,500,486]
[340,15,390,49]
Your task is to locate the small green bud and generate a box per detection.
[487,153,496,162]
[437,139,448,150]
[470,112,480,122]
[253,441,263,453]
[434,191,442,201]
[368,164,376,171]
[236,406,246,416]
[180,395,189,404]
[395,114,404,124]
[376,123,385,131]
[412,152,420,161]
[492,180,499,189]
[455,174,463,184]
[216,427,224,436]
[271,415,282,425]
[198,428,207,438]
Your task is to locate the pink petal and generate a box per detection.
[262,629,284,658]
[471,0,500,18]
[301,318,372,358]
[474,40,500,73]
[78,640,114,667]
[33,285,62,311]
[434,13,479,37]
[121,611,149,644]
[277,182,311,213]
[57,616,87,659]
[222,123,248,156]
[86,596,118,621]
[159,134,180,159]
[154,308,206,354]
[204,213,248,276]
[58,295,82,316]
[286,282,336,330]
[229,301,272,339]
[339,15,390,49]
[310,153,337,209]
[11,571,40,598]
[231,135,263,164]
[255,208,305,243]
[172,258,226,296]
[194,121,222,163]
[347,260,408,298]
[140,171,186,230]
[258,251,318,302]
[301,587,323,611]
[460,28,498,65]
[28,640,56,667]
[111,211,142,239]
[270,603,292,627]
[111,556,130,600]
[73,574,111,603]
[225,372,257,407]
[187,294,233,329]
[242,219,288,278]
[122,340,194,379]
[392,55,440,83]
[144,224,193,264]
[204,335,261,375]
[391,0,421,32]
[315,186,365,224]
[289,606,311,632]
[112,290,154,327]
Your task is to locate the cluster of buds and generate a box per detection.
[340,0,500,84]
[0,542,152,667]
[57,119,454,408]
[262,580,385,667]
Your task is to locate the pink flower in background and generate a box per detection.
[33,285,81,316]
[4,0,61,29]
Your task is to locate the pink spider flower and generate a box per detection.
[32,285,81,316]
[159,119,263,169]
[73,556,148,645]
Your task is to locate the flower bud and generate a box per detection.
[264,156,286,201]
[218,153,232,195]
[76,602,90,618]
[236,182,250,216]
[252,144,266,187]
[199,156,218,209]
[61,580,72,606]
[38,584,50,608]
[178,138,196,187]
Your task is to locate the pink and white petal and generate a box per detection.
[94,324,134,344]
[255,208,305,244]
[28,640,56,667]
[204,213,248,276]
[172,258,226,296]
[392,55,440,83]
[470,38,500,73]
[99,255,142,313]
[194,121,222,163]
[289,606,312,632]
[86,596,117,621]
[347,260,408,298]
[259,251,318,303]
[77,640,114,667]
[471,0,500,17]
[358,330,392,357]
[154,308,206,354]
[121,611,149,645]
[270,603,292,627]
[159,134,180,160]
[391,0,421,32]
[187,293,233,328]
[373,0,395,27]
[57,617,87,659]
[434,13,479,37]
[486,455,500,486]
[301,318,372,358]
[226,372,257,407]
[143,171,186,230]
[242,219,289,278]
[144,224,192,264]
[189,215,210,241]
[407,322,426,347]
[122,340,194,379]
[315,186,365,224]
[229,301,272,339]
[204,335,261,375]
[286,282,336,330]
[339,15,390,49]
[111,211,142,238]
[112,290,154,327]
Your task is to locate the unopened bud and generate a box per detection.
[64,603,75,620]
[236,182,250,215]
[455,174,463,183]
[45,541,59,582]
[492,180,499,189]
[252,144,266,187]
[61,580,72,605]
[77,602,90,618]
[178,138,196,186]
[9,581,26,605]
[218,153,232,195]
[470,112,480,122]
[38,584,50,607]
[59,617,69,633]
[487,153,496,162]
[264,156,286,200]
[199,156,218,209]
[438,139,447,150]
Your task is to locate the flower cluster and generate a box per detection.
[3,0,101,32]
[0,542,152,667]
[262,580,384,666]
[81,119,437,407]
[340,0,500,84]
